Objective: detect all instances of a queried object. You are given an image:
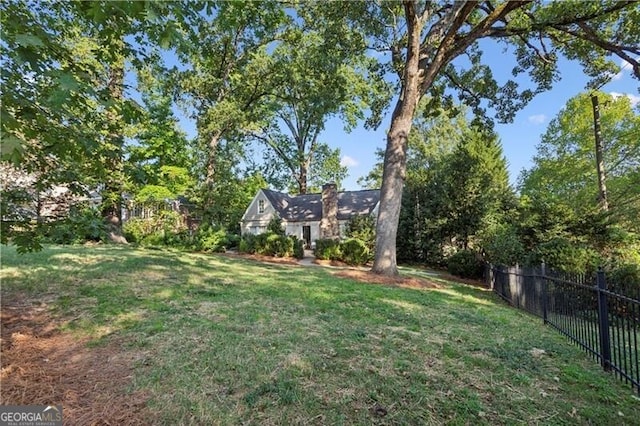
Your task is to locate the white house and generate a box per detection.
[240,183,380,248]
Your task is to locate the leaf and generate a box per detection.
[14,34,45,48]
[0,134,25,163]
[58,73,79,91]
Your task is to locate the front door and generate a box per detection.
[302,226,311,249]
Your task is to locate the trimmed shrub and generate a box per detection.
[293,237,304,260]
[345,215,376,253]
[340,238,370,266]
[447,250,484,279]
[315,239,341,260]
[239,232,303,259]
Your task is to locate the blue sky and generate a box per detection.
[329,52,639,190]
[171,44,639,192]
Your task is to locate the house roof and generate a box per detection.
[262,188,380,222]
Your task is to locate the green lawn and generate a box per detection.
[1,245,637,424]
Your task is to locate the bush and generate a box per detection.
[608,263,640,296]
[293,237,304,260]
[123,218,154,244]
[194,227,228,253]
[340,238,370,266]
[314,238,341,260]
[479,223,524,266]
[345,215,376,253]
[46,207,106,244]
[267,216,285,236]
[527,238,600,274]
[239,233,257,254]
[239,232,299,258]
[256,232,286,256]
[447,250,484,279]
[123,210,188,247]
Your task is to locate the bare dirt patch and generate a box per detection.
[1,300,149,425]
[333,269,442,290]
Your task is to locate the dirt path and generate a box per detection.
[0,299,149,425]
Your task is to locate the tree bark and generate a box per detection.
[298,161,308,195]
[591,94,609,211]
[371,3,423,276]
[202,132,222,222]
[102,60,127,244]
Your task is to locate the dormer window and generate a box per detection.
[258,199,265,214]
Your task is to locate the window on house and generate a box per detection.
[258,199,265,214]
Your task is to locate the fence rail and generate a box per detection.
[487,264,639,394]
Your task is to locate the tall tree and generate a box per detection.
[520,91,640,237]
[318,0,639,275]
[174,2,290,217]
[1,0,198,250]
[250,16,385,195]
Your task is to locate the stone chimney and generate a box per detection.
[320,183,339,239]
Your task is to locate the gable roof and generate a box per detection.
[262,188,380,222]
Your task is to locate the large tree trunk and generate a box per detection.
[202,132,221,223]
[371,95,420,276]
[298,159,308,195]
[371,4,423,276]
[102,60,127,244]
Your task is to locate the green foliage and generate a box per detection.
[314,239,342,261]
[293,237,304,260]
[135,185,174,203]
[479,223,525,266]
[519,92,640,235]
[527,238,601,274]
[238,232,299,258]
[339,238,370,266]
[193,227,229,253]
[69,207,107,242]
[267,216,285,236]
[345,215,376,253]
[252,12,386,194]
[200,172,269,233]
[123,211,188,247]
[447,250,485,279]
[608,263,640,296]
[392,103,514,265]
[239,233,257,254]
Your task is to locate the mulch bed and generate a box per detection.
[220,251,300,265]
[0,298,149,425]
[332,269,442,290]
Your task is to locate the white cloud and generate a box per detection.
[528,114,547,125]
[340,155,359,168]
[610,92,640,107]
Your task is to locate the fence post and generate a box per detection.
[515,263,521,308]
[541,262,548,324]
[487,263,494,291]
[596,267,612,371]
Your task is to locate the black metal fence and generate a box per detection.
[487,264,639,394]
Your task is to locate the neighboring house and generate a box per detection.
[240,183,380,248]
[0,163,101,222]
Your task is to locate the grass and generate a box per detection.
[2,245,638,425]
